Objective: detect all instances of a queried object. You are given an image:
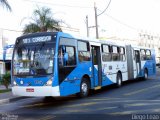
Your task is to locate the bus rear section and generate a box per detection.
[126,45,156,80]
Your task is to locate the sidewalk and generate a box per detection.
[0,85,27,104]
[0,91,13,100]
[0,85,11,90]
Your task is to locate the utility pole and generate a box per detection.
[86,1,111,39]
[1,29,3,49]
[94,2,99,39]
[86,15,89,37]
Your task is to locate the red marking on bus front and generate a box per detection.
[26,88,34,92]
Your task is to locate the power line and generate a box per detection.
[97,0,111,16]
[22,0,93,9]
[93,0,112,38]
[101,12,138,31]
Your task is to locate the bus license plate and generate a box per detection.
[26,88,34,92]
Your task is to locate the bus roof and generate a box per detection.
[17,32,58,40]
[17,32,125,47]
[129,44,154,50]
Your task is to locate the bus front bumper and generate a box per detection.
[12,86,60,97]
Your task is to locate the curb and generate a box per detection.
[0,97,29,105]
[0,98,9,104]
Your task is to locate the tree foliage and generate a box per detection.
[0,0,11,11]
[23,7,62,34]
[1,72,11,89]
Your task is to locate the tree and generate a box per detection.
[23,7,62,34]
[1,72,11,89]
[0,0,11,11]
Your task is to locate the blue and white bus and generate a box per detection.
[12,32,156,97]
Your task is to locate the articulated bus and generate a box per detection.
[11,32,156,97]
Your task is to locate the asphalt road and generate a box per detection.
[1,69,160,120]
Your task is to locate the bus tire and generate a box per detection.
[144,69,148,80]
[44,96,55,101]
[116,73,122,87]
[77,78,90,98]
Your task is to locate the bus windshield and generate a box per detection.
[13,42,55,76]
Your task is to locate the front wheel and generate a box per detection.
[77,78,90,98]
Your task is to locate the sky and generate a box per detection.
[1,0,160,44]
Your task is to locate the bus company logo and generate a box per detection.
[26,88,34,92]
[34,80,43,85]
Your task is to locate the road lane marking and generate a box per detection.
[124,103,160,107]
[62,106,118,113]
[20,101,97,108]
[123,84,160,96]
[20,103,50,108]
[97,106,118,110]
[20,99,160,108]
[40,115,56,120]
[63,109,89,113]
[64,102,97,108]
[90,97,124,101]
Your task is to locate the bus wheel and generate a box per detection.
[43,96,55,101]
[116,73,122,87]
[144,69,148,80]
[77,78,90,98]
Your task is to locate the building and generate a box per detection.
[0,45,14,76]
[139,32,160,63]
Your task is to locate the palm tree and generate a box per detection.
[0,0,11,11]
[23,7,62,34]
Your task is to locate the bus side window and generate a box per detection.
[58,45,76,67]
[140,49,146,60]
[58,46,65,67]
[66,46,76,66]
[120,47,125,61]
[58,44,77,83]
[78,41,91,62]
[135,50,140,62]
[102,44,111,62]
[112,46,119,61]
[146,50,152,60]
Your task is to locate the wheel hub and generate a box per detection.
[82,83,87,94]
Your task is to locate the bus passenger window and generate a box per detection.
[146,50,151,60]
[58,46,65,66]
[135,51,140,62]
[78,41,91,62]
[140,49,146,60]
[102,45,111,61]
[120,47,125,61]
[66,46,76,66]
[112,46,120,61]
[58,46,76,66]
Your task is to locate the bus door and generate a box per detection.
[134,50,141,76]
[91,46,102,89]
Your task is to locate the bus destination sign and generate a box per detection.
[22,36,52,44]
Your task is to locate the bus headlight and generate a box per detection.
[45,78,53,86]
[45,76,53,86]
[13,81,18,86]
